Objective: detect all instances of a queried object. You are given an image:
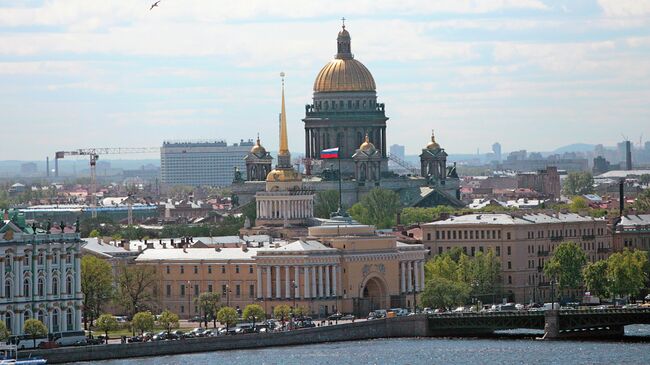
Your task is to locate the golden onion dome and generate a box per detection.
[250,136,266,155]
[266,168,301,182]
[426,131,441,150]
[359,133,375,152]
[313,24,376,93]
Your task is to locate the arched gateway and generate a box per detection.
[358,276,388,316]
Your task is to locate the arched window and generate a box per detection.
[4,313,11,332]
[66,308,74,331]
[5,279,12,298]
[52,276,59,296]
[4,255,10,272]
[52,310,59,332]
[23,311,31,322]
[38,277,44,297]
[37,311,45,324]
[38,253,44,266]
[23,278,30,297]
[66,276,73,294]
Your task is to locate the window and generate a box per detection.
[37,278,44,296]
[507,232,511,240]
[4,313,11,333]
[507,246,511,256]
[464,231,468,239]
[67,308,74,331]
[66,276,73,294]
[194,266,198,274]
[208,284,213,293]
[508,276,512,284]
[452,231,457,240]
[52,253,58,265]
[249,284,255,298]
[471,247,476,256]
[438,247,443,255]
[52,310,59,332]
[166,266,170,274]
[52,276,59,295]
[180,284,186,297]
[37,311,44,324]
[66,254,71,264]
[496,246,501,256]
[249,265,254,274]
[38,253,44,266]
[23,278,30,296]
[208,266,212,274]
[507,261,512,269]
[194,285,199,296]
[23,256,29,266]
[221,266,226,274]
[180,266,184,274]
[479,246,484,253]
[166,284,171,297]
[180,305,185,314]
[236,284,241,297]
[235,265,240,274]
[470,231,474,239]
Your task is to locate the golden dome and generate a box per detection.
[426,131,441,150]
[313,58,376,93]
[250,136,266,155]
[266,168,301,182]
[359,133,375,152]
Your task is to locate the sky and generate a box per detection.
[1,0,650,161]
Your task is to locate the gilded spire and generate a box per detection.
[279,72,289,156]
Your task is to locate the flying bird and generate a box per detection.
[150,1,160,10]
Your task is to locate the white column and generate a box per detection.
[47,310,53,333]
[414,260,421,292]
[311,266,317,298]
[407,261,413,293]
[15,256,21,298]
[400,261,406,293]
[332,266,338,297]
[325,265,331,298]
[420,261,425,291]
[266,266,272,299]
[318,266,324,298]
[256,266,262,299]
[75,306,82,331]
[74,253,81,294]
[0,259,4,298]
[294,266,300,299]
[285,266,290,299]
[303,266,310,298]
[275,265,281,299]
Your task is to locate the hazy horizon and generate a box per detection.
[2,1,649,160]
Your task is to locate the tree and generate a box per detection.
[131,311,155,335]
[640,174,650,186]
[469,249,501,300]
[116,264,157,318]
[81,255,114,329]
[314,190,340,218]
[562,172,594,196]
[569,196,589,212]
[633,189,650,213]
[425,255,459,282]
[400,206,456,225]
[242,304,265,329]
[544,241,587,295]
[582,260,609,298]
[95,314,118,344]
[89,229,101,238]
[157,310,179,335]
[606,249,648,301]
[0,321,10,342]
[292,305,310,318]
[349,188,401,228]
[23,319,48,349]
[195,292,220,328]
[421,277,471,310]
[217,307,238,332]
[273,304,291,324]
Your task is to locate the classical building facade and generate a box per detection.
[612,214,650,252]
[244,136,273,182]
[1,213,83,337]
[421,213,612,303]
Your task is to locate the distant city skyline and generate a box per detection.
[1,1,649,160]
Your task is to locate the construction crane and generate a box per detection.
[55,147,160,218]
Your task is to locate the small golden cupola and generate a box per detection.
[359,133,376,153]
[426,130,441,150]
[250,135,267,156]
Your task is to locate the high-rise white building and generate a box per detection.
[161,139,254,187]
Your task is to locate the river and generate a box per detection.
[74,325,650,365]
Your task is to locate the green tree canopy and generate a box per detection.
[569,196,589,212]
[633,189,650,212]
[217,307,238,331]
[562,172,594,196]
[116,264,157,317]
[131,311,155,335]
[23,319,48,348]
[292,305,310,318]
[273,304,291,323]
[195,292,221,328]
[157,309,179,335]
[81,255,114,329]
[349,188,401,228]
[314,190,340,218]
[88,229,101,238]
[582,260,609,298]
[606,250,648,299]
[421,277,471,310]
[0,321,10,341]
[544,241,587,293]
[95,314,118,343]
[242,304,265,329]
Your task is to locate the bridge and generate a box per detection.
[426,308,650,339]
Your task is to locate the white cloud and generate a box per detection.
[598,0,650,17]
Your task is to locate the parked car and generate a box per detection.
[189,316,202,322]
[328,312,343,320]
[340,314,355,321]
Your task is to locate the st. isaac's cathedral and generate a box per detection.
[232,23,462,211]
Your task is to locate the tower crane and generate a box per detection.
[54,147,160,218]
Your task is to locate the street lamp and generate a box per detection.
[550,279,556,311]
[226,284,231,307]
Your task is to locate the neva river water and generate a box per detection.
[76,326,650,365]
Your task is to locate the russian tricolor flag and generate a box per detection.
[320,147,339,159]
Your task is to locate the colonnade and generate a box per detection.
[400,260,425,293]
[257,264,339,300]
[256,198,313,220]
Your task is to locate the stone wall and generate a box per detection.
[23,316,428,364]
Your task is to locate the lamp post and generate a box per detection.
[226,284,231,307]
[550,279,556,310]
[187,280,192,320]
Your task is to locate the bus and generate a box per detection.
[7,335,49,350]
[50,331,86,346]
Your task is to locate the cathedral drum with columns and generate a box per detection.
[0,214,83,338]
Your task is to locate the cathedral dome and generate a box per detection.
[426,132,441,150]
[313,25,376,93]
[359,133,376,152]
[250,136,266,155]
[266,168,301,182]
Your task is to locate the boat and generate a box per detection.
[0,344,47,364]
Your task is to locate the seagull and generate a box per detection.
[150,1,160,10]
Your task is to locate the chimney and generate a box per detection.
[619,178,625,216]
[46,157,50,178]
[439,212,450,221]
[625,141,632,171]
[145,241,153,249]
[396,212,401,225]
